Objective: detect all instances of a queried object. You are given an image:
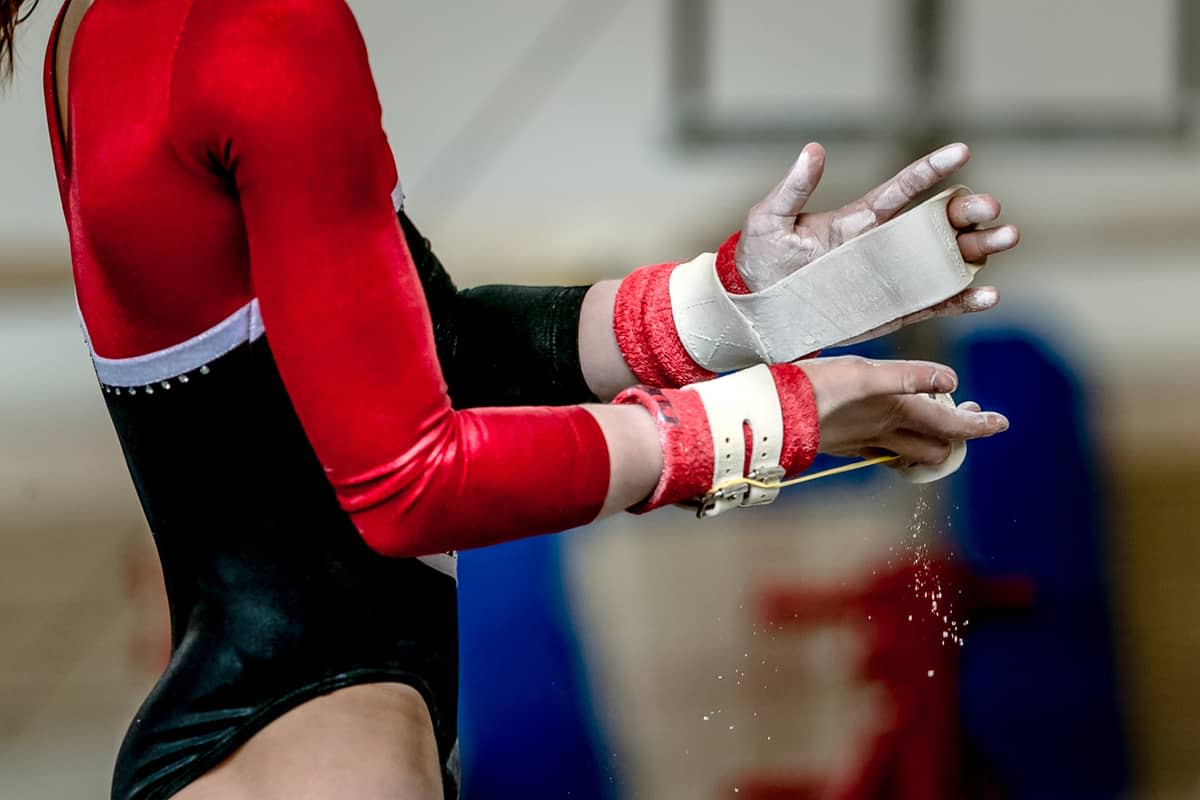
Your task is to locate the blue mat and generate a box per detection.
[457,532,619,799]
[950,328,1129,799]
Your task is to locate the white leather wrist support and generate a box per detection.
[683,364,785,518]
[670,186,979,372]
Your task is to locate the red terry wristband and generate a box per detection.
[613,383,713,513]
[768,363,821,477]
[614,363,820,514]
[613,263,717,388]
[612,232,748,388]
[716,231,752,294]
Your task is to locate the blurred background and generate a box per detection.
[2,0,1199,798]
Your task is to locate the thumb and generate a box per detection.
[765,143,826,218]
[802,356,957,407]
[856,358,957,399]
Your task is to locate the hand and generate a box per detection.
[734,143,1020,335]
[799,356,1008,467]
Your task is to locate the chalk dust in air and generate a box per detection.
[907,489,967,651]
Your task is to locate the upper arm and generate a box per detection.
[171,0,448,479]
[167,0,612,555]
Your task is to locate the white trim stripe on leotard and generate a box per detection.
[81,178,405,388]
[79,294,460,582]
[417,554,457,580]
[80,298,266,387]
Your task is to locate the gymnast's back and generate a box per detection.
[45,0,460,796]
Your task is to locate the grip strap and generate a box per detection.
[670,186,979,371]
[683,364,785,517]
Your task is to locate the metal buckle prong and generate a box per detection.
[748,465,785,484]
[694,464,786,518]
[741,465,786,507]
[695,481,750,518]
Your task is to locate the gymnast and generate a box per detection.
[1,0,1016,796]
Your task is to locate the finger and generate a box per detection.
[958,401,982,413]
[802,357,952,414]
[856,142,969,223]
[947,193,1000,229]
[956,286,1000,313]
[894,394,1009,440]
[841,357,958,398]
[832,287,1000,348]
[765,142,827,218]
[958,224,1019,262]
[878,430,953,466]
[887,287,1000,327]
[907,287,1000,321]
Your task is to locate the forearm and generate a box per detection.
[584,402,662,516]
[356,401,666,554]
[401,213,738,404]
[442,283,597,407]
[426,143,1018,408]
[578,280,638,401]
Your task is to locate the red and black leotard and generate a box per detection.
[45,1,616,797]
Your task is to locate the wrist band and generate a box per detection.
[613,262,718,388]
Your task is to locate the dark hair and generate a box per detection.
[1,0,39,82]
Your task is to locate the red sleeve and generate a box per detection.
[171,0,609,556]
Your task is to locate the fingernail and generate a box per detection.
[935,370,958,393]
[992,413,1010,432]
[930,143,967,173]
[964,287,998,311]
